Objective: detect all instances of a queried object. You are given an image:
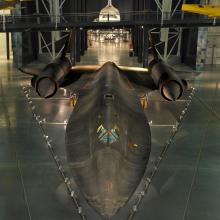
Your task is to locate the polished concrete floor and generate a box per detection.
[0,43,220,220]
[78,42,141,66]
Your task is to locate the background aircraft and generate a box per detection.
[0,0,31,10]
[182,4,220,17]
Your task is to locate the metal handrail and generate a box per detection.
[0,11,216,24]
[0,11,219,31]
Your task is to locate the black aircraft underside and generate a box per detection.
[19,30,190,219]
[66,62,151,218]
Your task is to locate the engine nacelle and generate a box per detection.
[149,59,187,101]
[33,58,71,98]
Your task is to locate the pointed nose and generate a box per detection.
[91,197,123,219]
[161,80,183,101]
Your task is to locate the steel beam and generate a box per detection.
[35,0,42,54]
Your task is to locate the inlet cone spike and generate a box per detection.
[161,80,182,101]
[36,77,57,98]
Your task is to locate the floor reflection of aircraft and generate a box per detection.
[182,4,220,17]
[20,30,188,219]
[0,0,31,10]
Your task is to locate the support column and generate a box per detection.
[85,30,88,51]
[35,0,62,60]
[51,31,56,59]
[196,27,208,71]
[138,27,143,64]
[196,0,208,70]
[161,0,172,61]
[6,32,10,60]
[12,3,22,67]
[76,28,81,62]
[138,0,144,21]
[12,32,22,67]
[180,28,198,68]
[35,0,42,54]
[70,29,76,66]
[143,27,149,68]
[80,0,87,56]
[132,0,146,60]
[74,0,77,23]
[133,27,138,57]
[80,29,85,56]
[77,0,81,23]
[177,28,182,56]
[144,0,151,10]
[133,0,139,21]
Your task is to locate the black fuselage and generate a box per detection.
[65,62,151,218]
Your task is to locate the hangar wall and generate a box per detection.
[206,0,220,65]
[206,27,220,65]
[11,0,199,68]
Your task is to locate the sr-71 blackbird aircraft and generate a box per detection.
[20,30,188,219]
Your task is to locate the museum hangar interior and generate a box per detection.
[0,0,220,220]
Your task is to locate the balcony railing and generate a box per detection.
[0,11,219,31]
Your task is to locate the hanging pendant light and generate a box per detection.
[98,0,120,22]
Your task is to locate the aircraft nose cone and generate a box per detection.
[92,198,122,219]
[161,80,183,101]
[36,77,57,98]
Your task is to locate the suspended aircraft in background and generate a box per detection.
[0,0,31,10]
[20,30,188,219]
[182,4,220,17]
